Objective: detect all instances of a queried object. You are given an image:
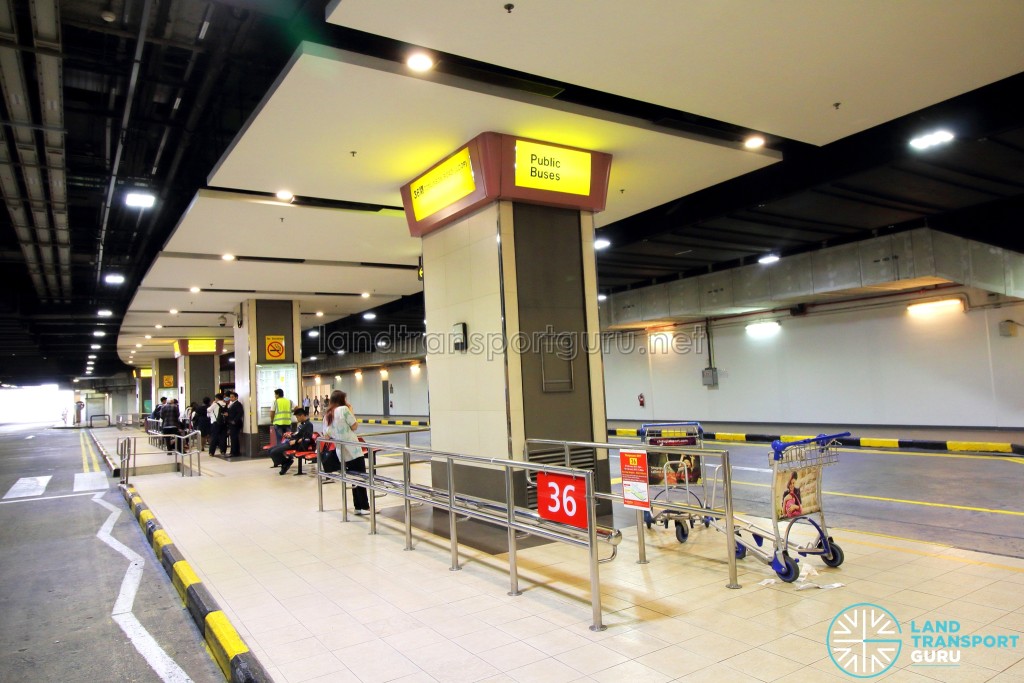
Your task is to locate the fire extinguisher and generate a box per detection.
[638,393,645,408]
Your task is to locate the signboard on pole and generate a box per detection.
[265,335,285,361]
[619,449,650,510]
[536,472,588,529]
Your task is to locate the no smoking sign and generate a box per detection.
[265,335,285,360]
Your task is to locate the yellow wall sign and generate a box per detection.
[265,335,286,360]
[514,140,591,196]
[162,375,174,388]
[410,147,476,221]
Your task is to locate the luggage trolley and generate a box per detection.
[709,432,849,582]
[639,422,711,543]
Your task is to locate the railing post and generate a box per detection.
[636,509,648,564]
[505,466,521,596]
[447,457,460,571]
[316,442,325,512]
[586,470,605,631]
[721,449,741,589]
[367,446,377,535]
[403,451,413,551]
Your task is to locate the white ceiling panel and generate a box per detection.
[209,45,777,228]
[329,0,1024,145]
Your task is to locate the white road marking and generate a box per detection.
[0,492,97,505]
[74,472,108,492]
[2,476,52,499]
[92,494,193,683]
[25,435,34,439]
[733,466,771,473]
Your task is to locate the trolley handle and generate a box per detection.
[640,421,704,437]
[771,432,851,460]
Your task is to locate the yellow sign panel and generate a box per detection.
[162,375,174,388]
[514,140,591,196]
[188,339,218,353]
[265,335,286,360]
[410,147,476,221]
[139,368,153,378]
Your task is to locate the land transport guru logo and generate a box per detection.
[828,602,1021,677]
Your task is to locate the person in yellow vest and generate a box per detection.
[269,388,293,445]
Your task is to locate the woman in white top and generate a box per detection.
[324,389,369,514]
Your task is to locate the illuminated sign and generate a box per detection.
[514,140,591,196]
[162,374,174,388]
[409,147,476,221]
[265,335,285,360]
[139,368,153,378]
[187,339,218,354]
[173,340,181,358]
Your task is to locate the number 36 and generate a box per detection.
[546,482,577,517]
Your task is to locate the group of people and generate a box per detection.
[301,394,331,418]
[268,389,369,514]
[152,392,244,457]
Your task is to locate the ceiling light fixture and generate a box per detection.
[169,309,178,315]
[910,130,954,150]
[594,238,611,250]
[88,355,97,359]
[907,298,964,317]
[98,309,112,317]
[746,320,781,338]
[275,190,294,201]
[308,330,319,337]
[597,293,608,302]
[310,356,318,361]
[189,286,200,293]
[222,254,235,261]
[758,254,780,264]
[743,135,766,149]
[155,324,163,329]
[125,192,155,208]
[135,343,142,348]
[91,344,101,350]
[377,340,387,348]
[407,53,434,72]
[228,357,235,363]
[93,330,106,337]
[337,350,346,356]
[104,274,124,284]
[363,312,376,320]
[361,292,370,299]
[315,311,324,317]
[144,335,152,339]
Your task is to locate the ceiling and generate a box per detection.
[1,0,1022,384]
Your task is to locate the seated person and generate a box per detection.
[268,407,314,475]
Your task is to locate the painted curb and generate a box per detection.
[607,428,1024,456]
[120,485,271,683]
[358,418,429,426]
[85,429,121,478]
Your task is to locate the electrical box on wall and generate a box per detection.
[999,320,1018,337]
[702,367,719,387]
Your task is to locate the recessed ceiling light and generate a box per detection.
[363,312,376,320]
[275,190,294,201]
[135,343,142,348]
[125,192,155,208]
[86,360,94,365]
[308,330,319,337]
[376,340,387,347]
[85,369,93,374]
[758,254,780,265]
[144,335,152,339]
[309,356,318,361]
[90,344,101,350]
[88,355,97,359]
[597,294,608,302]
[743,135,766,149]
[73,378,79,383]
[336,350,346,355]
[97,309,113,317]
[93,330,106,337]
[169,309,178,315]
[104,274,125,284]
[155,324,163,329]
[315,311,324,317]
[127,361,133,364]
[910,130,954,150]
[407,53,434,72]
[361,292,370,298]
[228,357,235,363]
[189,286,200,293]
[594,238,611,250]
[222,253,235,261]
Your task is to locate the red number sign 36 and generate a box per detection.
[536,472,588,529]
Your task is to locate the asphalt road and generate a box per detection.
[0,422,222,683]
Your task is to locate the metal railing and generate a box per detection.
[117,430,202,485]
[526,438,741,589]
[89,413,111,428]
[313,436,621,631]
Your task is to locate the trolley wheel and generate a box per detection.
[675,520,689,543]
[776,554,800,583]
[703,516,711,528]
[820,540,845,568]
[735,542,746,560]
[643,511,653,529]
[689,518,695,529]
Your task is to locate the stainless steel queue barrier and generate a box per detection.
[117,430,202,485]
[350,426,431,501]
[314,436,622,631]
[525,438,741,589]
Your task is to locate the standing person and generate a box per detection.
[227,391,244,457]
[151,396,166,420]
[269,388,293,445]
[208,393,228,456]
[160,398,179,452]
[196,397,212,449]
[303,395,310,412]
[324,389,369,514]
[312,396,320,419]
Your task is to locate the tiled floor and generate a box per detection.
[115,446,1024,682]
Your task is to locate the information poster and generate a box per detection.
[619,449,650,510]
[774,466,822,520]
[255,363,298,425]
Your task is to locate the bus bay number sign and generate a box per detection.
[536,472,588,529]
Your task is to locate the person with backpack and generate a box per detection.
[208,393,228,456]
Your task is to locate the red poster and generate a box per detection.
[620,449,650,510]
[536,472,588,530]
